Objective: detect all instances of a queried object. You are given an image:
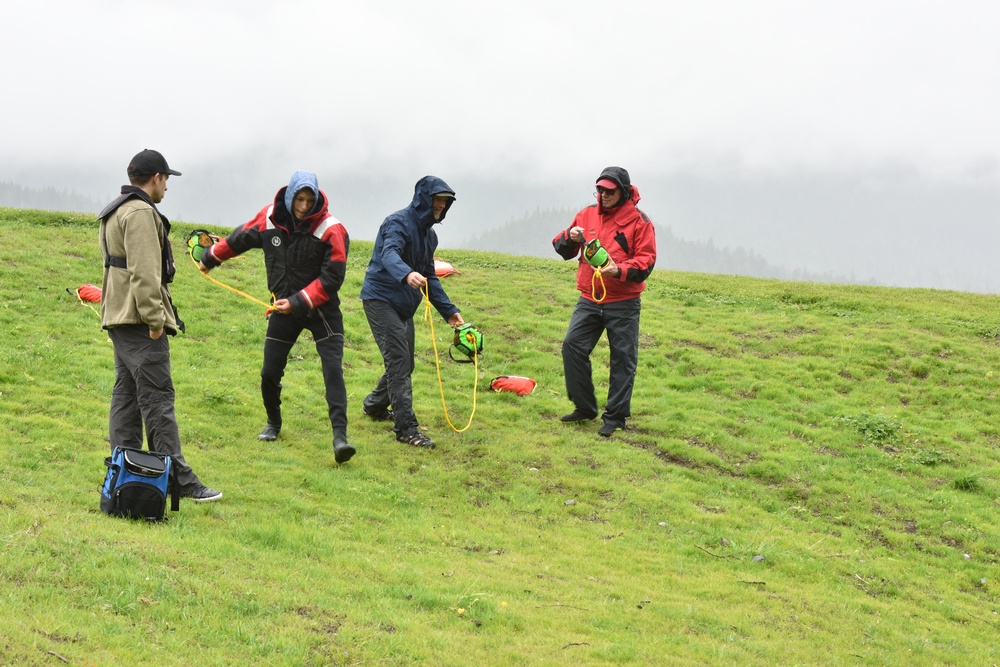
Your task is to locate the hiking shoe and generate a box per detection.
[258,423,281,441]
[363,407,394,422]
[185,485,223,503]
[561,409,598,423]
[397,431,436,448]
[333,436,356,464]
[598,422,621,437]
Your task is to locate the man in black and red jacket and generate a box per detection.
[552,166,657,438]
[199,170,355,463]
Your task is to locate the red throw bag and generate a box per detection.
[76,284,103,303]
[489,376,536,396]
[434,258,460,277]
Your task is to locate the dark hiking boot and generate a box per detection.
[598,422,622,437]
[333,430,356,464]
[363,407,394,422]
[560,409,598,423]
[396,431,436,448]
[258,423,281,441]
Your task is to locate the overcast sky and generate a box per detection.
[4,0,999,184]
[3,1,1000,291]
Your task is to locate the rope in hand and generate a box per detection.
[591,268,607,303]
[582,237,608,303]
[187,234,274,315]
[421,282,478,433]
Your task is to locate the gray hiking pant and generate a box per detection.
[362,299,418,435]
[562,296,641,427]
[107,324,201,491]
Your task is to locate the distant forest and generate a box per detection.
[0,182,101,215]
[12,177,988,291]
[461,207,874,286]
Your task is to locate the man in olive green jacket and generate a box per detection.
[98,149,221,503]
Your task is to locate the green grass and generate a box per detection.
[1,206,998,665]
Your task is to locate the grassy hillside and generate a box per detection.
[0,206,998,665]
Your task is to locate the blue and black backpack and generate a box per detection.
[100,447,180,521]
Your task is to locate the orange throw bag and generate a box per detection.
[434,258,460,277]
[489,376,536,396]
[75,284,103,303]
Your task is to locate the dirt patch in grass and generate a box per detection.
[865,528,893,549]
[626,438,745,478]
[676,338,717,352]
[784,327,820,337]
[939,535,966,549]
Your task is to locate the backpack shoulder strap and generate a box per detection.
[99,193,140,270]
[169,463,180,512]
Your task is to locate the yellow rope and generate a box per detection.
[582,237,609,302]
[189,252,273,313]
[591,268,607,303]
[421,283,478,433]
[70,289,101,318]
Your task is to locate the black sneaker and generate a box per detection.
[561,409,598,423]
[598,422,621,437]
[258,423,281,441]
[184,485,223,503]
[363,407,394,422]
[396,431,436,448]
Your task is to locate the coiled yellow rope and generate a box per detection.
[591,268,607,303]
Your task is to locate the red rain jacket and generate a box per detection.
[552,185,657,303]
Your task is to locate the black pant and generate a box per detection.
[108,324,201,491]
[261,308,347,434]
[362,299,418,435]
[562,296,641,426]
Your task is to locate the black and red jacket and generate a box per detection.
[201,187,349,316]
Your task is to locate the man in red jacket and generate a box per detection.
[199,171,355,463]
[552,166,657,437]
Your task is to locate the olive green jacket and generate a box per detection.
[99,197,178,334]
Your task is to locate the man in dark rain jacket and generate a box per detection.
[552,166,657,437]
[199,170,355,463]
[360,175,465,448]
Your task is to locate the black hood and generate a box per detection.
[594,167,632,193]
[596,166,632,210]
[596,166,631,195]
